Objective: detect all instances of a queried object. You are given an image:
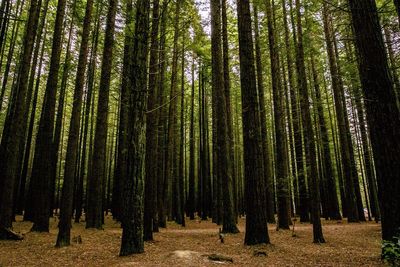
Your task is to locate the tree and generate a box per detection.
[86,0,118,229]
[28,0,67,232]
[237,0,270,245]
[165,0,181,223]
[322,3,359,222]
[253,1,275,224]
[348,0,400,242]
[0,0,41,235]
[119,0,150,256]
[144,0,160,241]
[56,0,94,247]
[264,0,291,229]
[210,0,239,233]
[294,0,325,243]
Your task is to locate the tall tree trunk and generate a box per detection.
[253,2,275,224]
[237,0,270,245]
[75,0,103,223]
[56,0,94,247]
[29,0,67,232]
[264,0,290,229]
[113,0,134,222]
[16,0,50,215]
[348,0,400,241]
[87,0,117,229]
[165,0,181,223]
[0,0,41,233]
[322,3,359,222]
[178,42,185,226]
[144,0,160,241]
[156,0,169,228]
[295,0,325,243]
[221,0,238,221]
[311,56,341,220]
[119,0,150,256]
[210,0,239,233]
[289,0,309,222]
[188,55,196,220]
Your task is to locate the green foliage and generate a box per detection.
[382,234,400,266]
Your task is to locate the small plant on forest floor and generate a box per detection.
[382,233,400,266]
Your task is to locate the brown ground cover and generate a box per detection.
[0,215,384,266]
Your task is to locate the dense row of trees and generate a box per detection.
[0,0,399,257]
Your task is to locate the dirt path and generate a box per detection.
[0,216,384,266]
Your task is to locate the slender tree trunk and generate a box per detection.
[210,0,239,233]
[156,0,169,228]
[165,0,181,223]
[264,0,290,229]
[311,56,341,220]
[87,0,117,229]
[16,0,50,215]
[178,43,185,226]
[221,0,238,221]
[29,0,67,232]
[253,2,275,224]
[0,0,41,233]
[113,0,134,222]
[75,0,102,223]
[144,0,160,241]
[188,55,196,220]
[56,0,94,247]
[295,0,325,243]
[322,3,359,222]
[289,0,309,222]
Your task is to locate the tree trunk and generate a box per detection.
[254,2,275,224]
[86,0,117,229]
[0,0,41,232]
[311,56,341,220]
[156,0,169,228]
[119,0,150,256]
[144,0,160,241]
[56,0,94,247]
[237,0,270,245]
[264,0,290,229]
[29,0,67,232]
[188,55,196,220]
[210,0,239,233]
[295,0,325,243]
[322,3,359,222]
[348,0,400,241]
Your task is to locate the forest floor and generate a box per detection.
[0,215,384,266]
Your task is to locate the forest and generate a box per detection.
[0,0,399,265]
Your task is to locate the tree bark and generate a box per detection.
[119,0,150,256]
[144,0,160,241]
[0,0,41,232]
[237,0,270,245]
[348,0,400,241]
[211,0,239,233]
[295,0,325,243]
[56,0,94,247]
